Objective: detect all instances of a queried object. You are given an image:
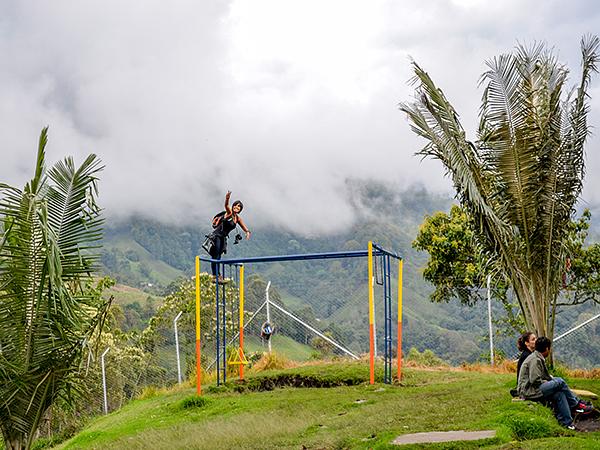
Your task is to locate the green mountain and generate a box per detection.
[99,182,599,366]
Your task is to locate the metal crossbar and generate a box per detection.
[197,247,402,266]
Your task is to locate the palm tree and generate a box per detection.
[400,36,599,338]
[0,128,109,449]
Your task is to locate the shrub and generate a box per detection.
[499,411,556,440]
[405,348,447,367]
[251,352,293,372]
[180,395,211,409]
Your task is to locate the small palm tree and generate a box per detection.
[0,128,109,449]
[401,36,599,337]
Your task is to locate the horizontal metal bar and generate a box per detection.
[197,249,391,265]
[371,242,403,260]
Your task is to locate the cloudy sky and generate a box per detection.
[1,0,599,234]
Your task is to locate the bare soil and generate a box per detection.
[574,409,600,432]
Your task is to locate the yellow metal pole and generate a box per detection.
[195,256,202,395]
[239,265,245,380]
[397,259,403,381]
[368,241,375,385]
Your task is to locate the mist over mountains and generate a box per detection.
[100,180,600,366]
[101,182,494,364]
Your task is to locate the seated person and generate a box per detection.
[511,331,536,396]
[517,336,593,429]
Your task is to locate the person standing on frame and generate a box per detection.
[206,190,251,282]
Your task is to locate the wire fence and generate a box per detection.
[553,305,600,370]
[432,284,600,369]
[34,272,599,444]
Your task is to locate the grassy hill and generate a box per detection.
[105,283,163,307]
[101,233,185,290]
[50,362,600,449]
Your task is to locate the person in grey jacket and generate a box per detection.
[517,336,593,429]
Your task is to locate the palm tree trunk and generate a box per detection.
[3,431,26,450]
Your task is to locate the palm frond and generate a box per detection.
[0,128,108,447]
[402,36,598,335]
[400,61,510,240]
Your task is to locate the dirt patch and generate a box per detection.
[574,410,600,432]
[232,374,364,392]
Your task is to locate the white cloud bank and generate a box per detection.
[1,0,599,234]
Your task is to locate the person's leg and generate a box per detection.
[540,378,573,426]
[209,237,224,276]
[543,377,580,409]
[559,378,581,410]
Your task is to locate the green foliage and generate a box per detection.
[310,332,336,356]
[498,410,558,441]
[0,128,110,450]
[252,351,290,371]
[402,37,600,337]
[142,274,240,375]
[100,236,184,292]
[413,205,493,306]
[54,366,600,449]
[179,395,211,410]
[562,209,600,306]
[406,347,448,367]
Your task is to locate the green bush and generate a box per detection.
[179,395,211,409]
[499,411,555,440]
[406,347,448,367]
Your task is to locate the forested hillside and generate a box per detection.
[99,181,599,366]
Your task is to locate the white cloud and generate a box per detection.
[1,0,599,234]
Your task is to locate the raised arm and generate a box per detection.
[224,191,232,215]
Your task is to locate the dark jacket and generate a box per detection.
[516,349,532,384]
[517,351,551,399]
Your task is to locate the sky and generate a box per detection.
[1,0,599,235]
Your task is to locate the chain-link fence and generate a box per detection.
[34,269,598,444]
[37,257,393,427]
[476,290,600,369]
[553,304,600,370]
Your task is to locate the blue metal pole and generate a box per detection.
[385,254,392,384]
[383,254,388,384]
[215,263,220,385]
[221,263,226,384]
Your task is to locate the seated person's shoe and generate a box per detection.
[574,401,594,414]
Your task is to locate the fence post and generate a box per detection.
[265,281,272,353]
[487,274,494,366]
[174,311,183,384]
[101,347,110,415]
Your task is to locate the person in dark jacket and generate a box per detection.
[516,332,536,382]
[517,336,593,429]
[510,332,536,397]
[207,191,251,280]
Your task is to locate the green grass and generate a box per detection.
[244,334,315,361]
[52,364,600,450]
